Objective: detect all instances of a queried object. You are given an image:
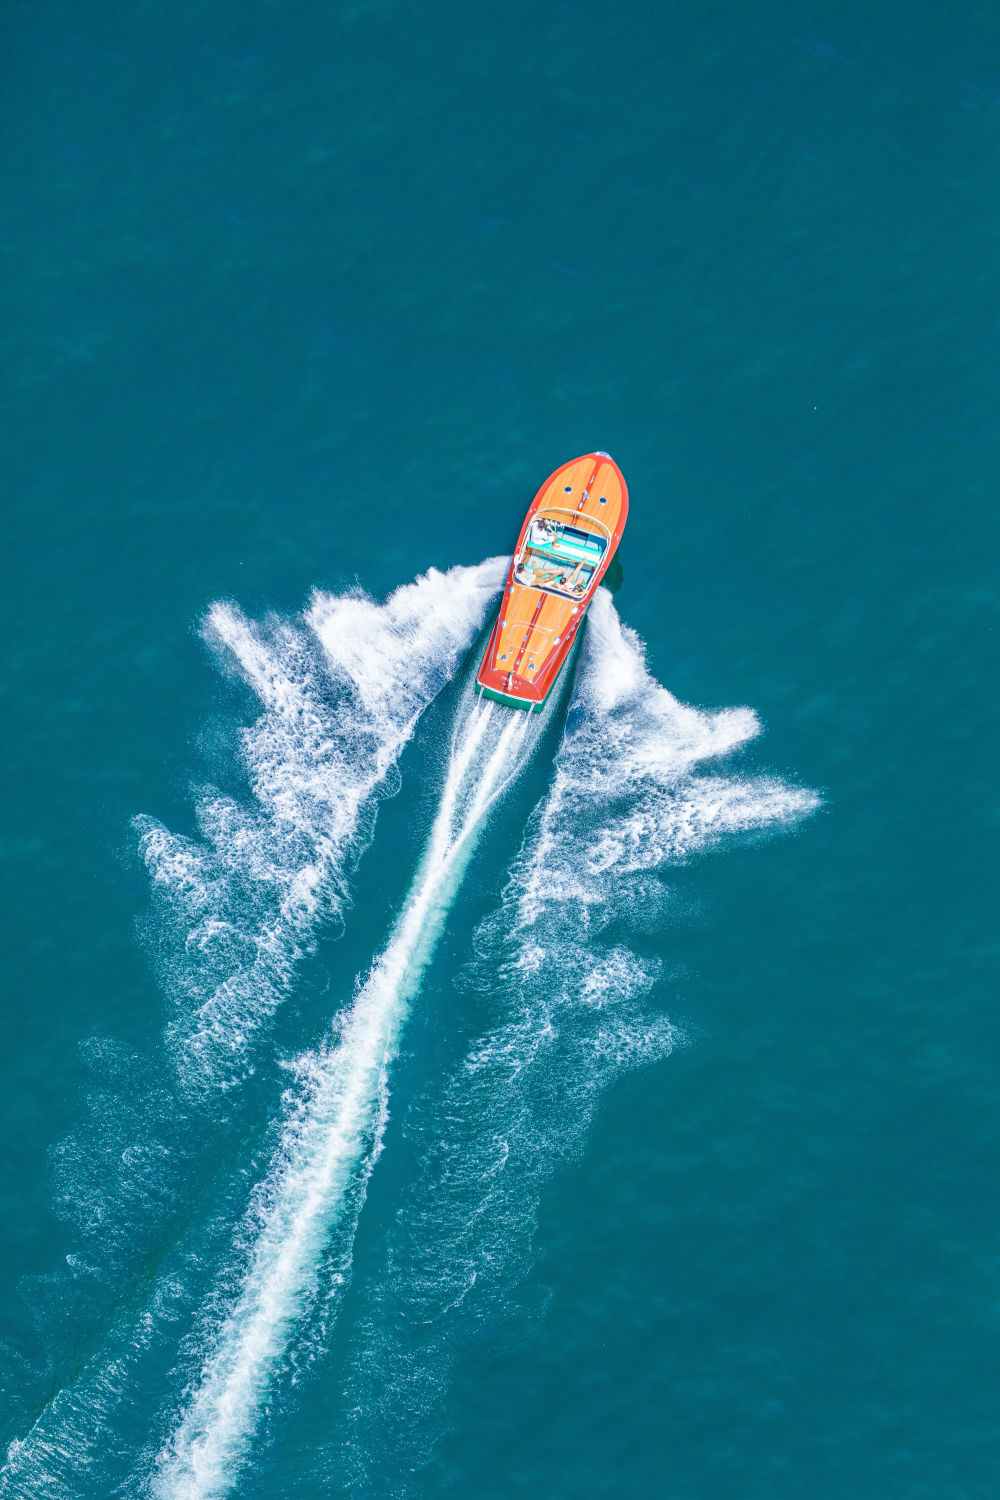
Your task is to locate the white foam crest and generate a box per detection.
[338,592,819,1490]
[519,589,819,923]
[153,696,538,1500]
[308,559,506,744]
[137,559,505,1086]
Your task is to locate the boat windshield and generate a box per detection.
[513,516,608,599]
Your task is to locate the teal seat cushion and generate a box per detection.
[533,538,602,564]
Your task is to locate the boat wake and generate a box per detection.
[152,698,542,1500]
[0,561,506,1500]
[0,571,818,1500]
[331,591,820,1492]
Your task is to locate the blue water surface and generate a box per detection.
[2,1,997,1496]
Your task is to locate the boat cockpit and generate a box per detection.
[512,514,608,599]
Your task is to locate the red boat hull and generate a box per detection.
[477,453,628,709]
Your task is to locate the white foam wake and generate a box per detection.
[136,557,505,1087]
[337,591,821,1490]
[152,696,540,1500]
[0,561,506,1500]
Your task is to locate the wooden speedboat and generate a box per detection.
[477,452,628,710]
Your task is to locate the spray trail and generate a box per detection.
[152,696,539,1500]
[138,557,505,1091]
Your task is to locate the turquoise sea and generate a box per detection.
[2,2,997,1496]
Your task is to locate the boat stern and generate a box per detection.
[477,682,545,712]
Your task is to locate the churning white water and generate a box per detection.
[136,557,506,1090]
[0,562,507,1500]
[0,574,818,1500]
[335,590,821,1489]
[153,696,541,1500]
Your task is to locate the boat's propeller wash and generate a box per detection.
[152,697,543,1500]
[1,521,817,1500]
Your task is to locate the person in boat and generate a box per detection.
[529,516,557,547]
[559,560,589,596]
[515,556,561,587]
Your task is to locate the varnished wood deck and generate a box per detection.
[486,454,628,696]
